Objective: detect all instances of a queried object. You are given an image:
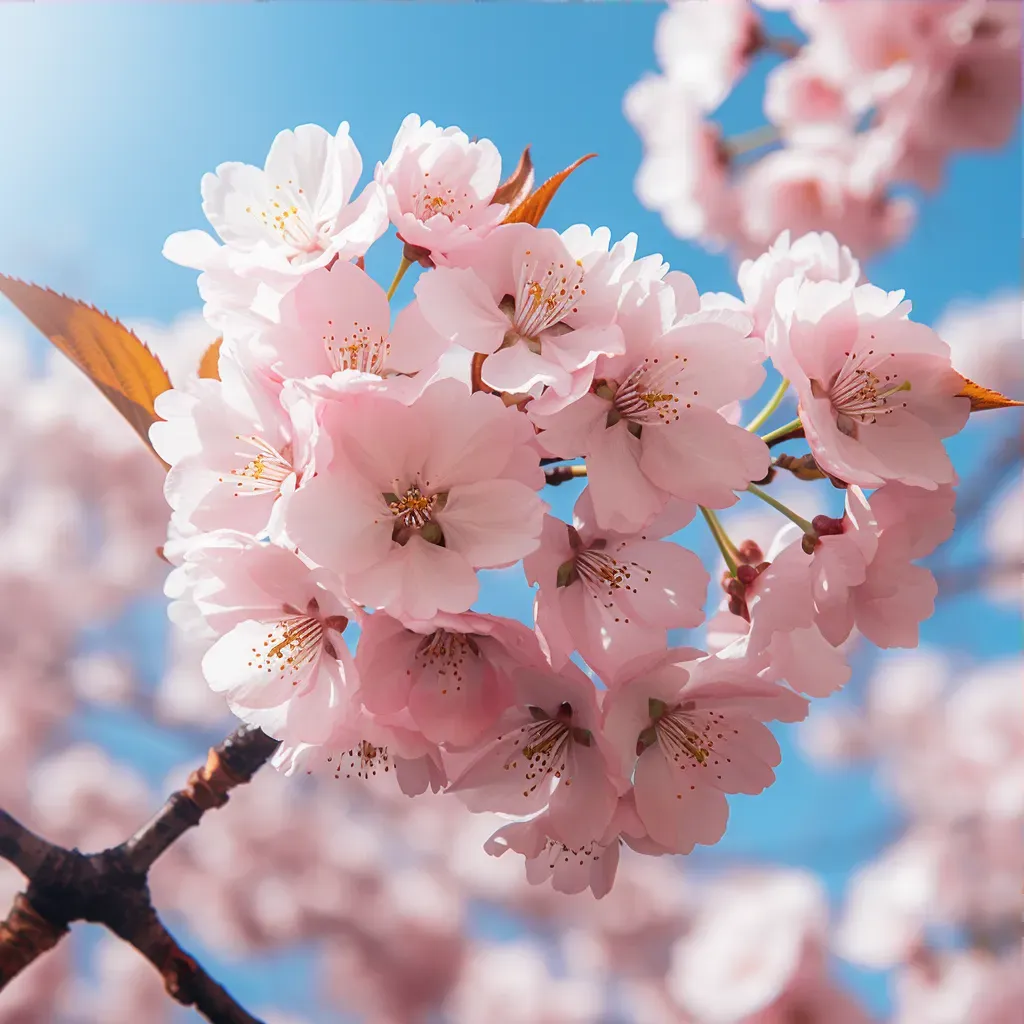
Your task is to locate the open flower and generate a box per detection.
[449,663,624,849]
[524,490,707,678]
[355,610,544,747]
[768,278,969,488]
[375,113,508,264]
[167,532,359,744]
[166,122,387,277]
[602,649,808,854]
[530,272,769,532]
[414,223,625,402]
[285,376,545,620]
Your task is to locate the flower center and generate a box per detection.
[542,836,607,869]
[815,347,912,438]
[410,172,475,224]
[504,250,586,343]
[223,435,295,496]
[604,353,689,429]
[322,316,390,375]
[415,630,480,696]
[246,179,327,259]
[558,544,653,626]
[325,740,390,781]
[384,485,448,546]
[503,703,593,800]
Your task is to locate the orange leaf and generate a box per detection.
[492,146,535,208]
[0,275,172,460]
[502,153,596,227]
[958,376,1024,412]
[198,338,223,380]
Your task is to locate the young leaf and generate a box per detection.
[0,275,172,459]
[502,153,596,227]
[492,146,535,208]
[958,376,1024,412]
[198,338,223,380]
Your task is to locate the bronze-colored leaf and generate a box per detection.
[0,275,172,460]
[492,146,534,208]
[198,338,222,380]
[957,376,1024,412]
[502,153,596,227]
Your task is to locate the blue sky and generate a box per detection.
[1,3,1020,1022]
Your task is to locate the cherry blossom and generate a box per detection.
[449,662,624,849]
[375,113,507,264]
[168,531,359,744]
[355,609,544,746]
[524,490,707,678]
[768,277,969,488]
[286,375,545,619]
[602,649,808,853]
[414,222,625,402]
[530,271,769,532]
[166,122,387,276]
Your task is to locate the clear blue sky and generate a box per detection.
[1,4,1020,1021]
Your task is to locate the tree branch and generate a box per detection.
[0,724,279,1024]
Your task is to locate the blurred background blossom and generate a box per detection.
[0,2,1019,1022]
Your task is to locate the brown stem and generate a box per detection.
[0,724,277,1023]
[544,464,588,486]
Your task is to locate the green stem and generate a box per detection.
[746,483,816,536]
[760,416,803,446]
[385,256,413,301]
[723,124,781,159]
[700,507,739,577]
[745,378,790,432]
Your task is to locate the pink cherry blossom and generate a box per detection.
[355,610,544,746]
[737,229,860,342]
[150,357,312,540]
[625,74,738,248]
[449,662,624,850]
[653,0,764,113]
[273,709,448,797]
[168,531,359,744]
[285,376,546,619]
[251,261,450,382]
[524,490,707,678]
[737,143,916,261]
[530,273,769,532]
[602,649,807,853]
[414,223,624,402]
[375,113,508,264]
[167,122,387,277]
[768,278,969,488]
[484,793,656,899]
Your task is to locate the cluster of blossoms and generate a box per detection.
[152,109,985,899]
[627,0,1022,259]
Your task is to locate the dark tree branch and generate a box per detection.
[0,725,279,1023]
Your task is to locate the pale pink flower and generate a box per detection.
[602,649,807,853]
[273,710,447,797]
[355,610,544,746]
[151,358,311,540]
[738,229,860,341]
[530,274,769,533]
[653,0,764,112]
[251,260,450,381]
[484,794,656,899]
[375,113,507,264]
[815,482,956,648]
[166,122,387,276]
[286,376,545,620]
[985,476,1024,605]
[893,951,1024,1024]
[449,662,624,849]
[414,223,624,402]
[168,532,358,744]
[768,278,969,488]
[737,142,916,261]
[764,52,862,145]
[524,490,707,678]
[625,74,738,248]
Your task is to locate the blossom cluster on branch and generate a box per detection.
[626,0,1022,259]
[148,105,1008,901]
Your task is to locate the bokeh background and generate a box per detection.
[0,3,1020,1022]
